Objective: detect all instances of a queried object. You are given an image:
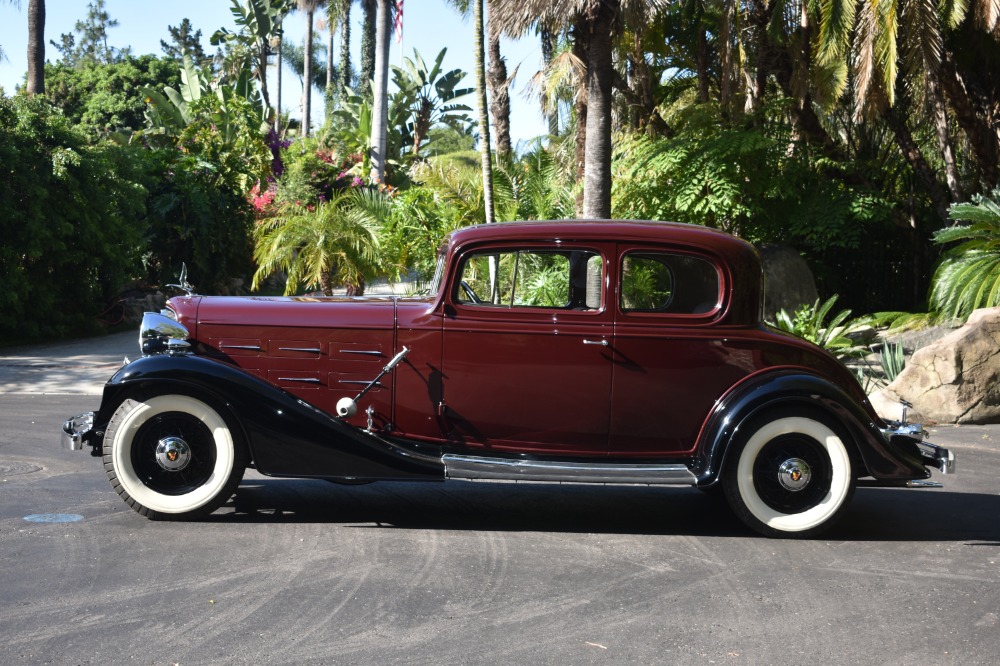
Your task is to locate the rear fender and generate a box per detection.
[98,354,444,481]
[693,371,929,487]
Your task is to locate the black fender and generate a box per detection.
[97,354,445,481]
[693,370,930,487]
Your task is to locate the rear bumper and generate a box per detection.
[882,422,955,475]
[62,412,95,451]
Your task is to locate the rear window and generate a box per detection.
[620,252,719,314]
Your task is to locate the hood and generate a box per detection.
[168,294,399,333]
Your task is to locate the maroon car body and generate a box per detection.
[63,221,954,537]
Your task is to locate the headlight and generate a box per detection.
[139,311,191,355]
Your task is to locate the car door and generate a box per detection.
[609,244,747,455]
[441,243,613,455]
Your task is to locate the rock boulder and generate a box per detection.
[758,244,819,323]
[870,307,1000,424]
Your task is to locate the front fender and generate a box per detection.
[98,354,444,481]
[693,370,929,486]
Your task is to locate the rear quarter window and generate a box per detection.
[621,252,720,315]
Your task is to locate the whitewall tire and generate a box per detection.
[103,394,246,519]
[723,414,855,538]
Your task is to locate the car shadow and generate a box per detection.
[208,477,1000,543]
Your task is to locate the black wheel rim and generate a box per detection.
[130,411,217,495]
[752,433,832,514]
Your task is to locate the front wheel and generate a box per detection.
[103,394,246,520]
[723,414,855,538]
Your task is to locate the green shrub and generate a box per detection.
[0,95,145,341]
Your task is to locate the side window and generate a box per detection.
[456,249,602,309]
[621,252,719,314]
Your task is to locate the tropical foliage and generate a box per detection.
[930,189,1000,320]
[769,296,863,359]
[0,95,145,340]
[5,0,1000,344]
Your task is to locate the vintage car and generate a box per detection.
[63,220,954,537]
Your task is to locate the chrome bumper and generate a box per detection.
[882,422,955,475]
[62,412,95,451]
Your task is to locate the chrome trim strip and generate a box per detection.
[337,380,384,387]
[442,454,698,485]
[277,377,322,384]
[906,480,944,488]
[221,345,262,351]
[278,347,323,353]
[339,350,383,356]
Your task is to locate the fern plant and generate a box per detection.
[930,188,1000,320]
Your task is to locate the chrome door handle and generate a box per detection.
[582,339,609,346]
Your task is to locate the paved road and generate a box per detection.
[0,336,998,664]
[0,331,135,395]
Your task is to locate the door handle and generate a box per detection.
[582,339,609,347]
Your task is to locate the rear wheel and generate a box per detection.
[103,394,246,519]
[723,413,855,538]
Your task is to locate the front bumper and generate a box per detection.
[62,412,95,451]
[883,422,955,475]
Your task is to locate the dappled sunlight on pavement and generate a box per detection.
[0,331,135,395]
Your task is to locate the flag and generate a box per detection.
[394,0,404,44]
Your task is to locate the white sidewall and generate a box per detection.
[736,416,852,533]
[111,395,235,514]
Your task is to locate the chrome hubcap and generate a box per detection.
[777,458,811,491]
[155,437,191,472]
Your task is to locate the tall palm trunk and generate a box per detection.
[487,18,511,158]
[474,0,496,224]
[302,8,315,136]
[369,0,391,182]
[26,0,45,95]
[540,25,558,136]
[339,0,351,99]
[360,0,376,98]
[581,0,615,219]
[572,16,588,217]
[275,16,283,133]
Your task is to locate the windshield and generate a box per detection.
[428,245,447,296]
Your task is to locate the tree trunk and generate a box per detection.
[360,0,376,98]
[884,101,951,225]
[487,21,511,158]
[339,0,351,100]
[369,0,392,182]
[275,19,283,134]
[571,17,588,217]
[412,99,432,154]
[327,14,334,90]
[26,0,45,95]
[581,0,616,220]
[474,0,496,224]
[939,54,1000,190]
[302,10,314,137]
[928,73,962,202]
[540,25,558,136]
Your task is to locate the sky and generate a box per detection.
[0,0,549,146]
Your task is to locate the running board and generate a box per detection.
[442,454,698,486]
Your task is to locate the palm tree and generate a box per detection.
[252,189,388,296]
[491,0,667,219]
[368,0,391,181]
[336,0,353,99]
[360,0,376,98]
[27,0,45,94]
[474,0,496,224]
[297,0,323,137]
[487,15,511,157]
